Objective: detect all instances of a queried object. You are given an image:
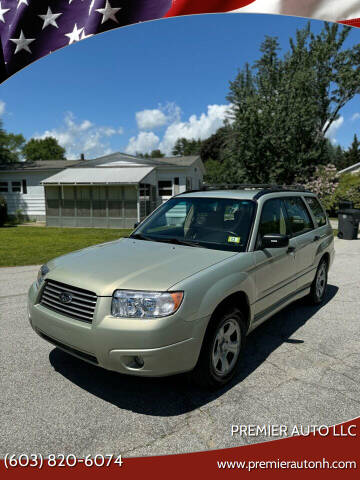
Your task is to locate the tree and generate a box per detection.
[137,149,165,158]
[223,23,360,185]
[341,134,360,171]
[200,127,228,163]
[325,141,345,171]
[0,119,25,164]
[172,138,202,156]
[203,159,226,185]
[22,137,66,161]
[4,133,26,161]
[149,149,165,158]
[334,172,360,208]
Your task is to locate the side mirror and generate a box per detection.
[133,222,140,229]
[262,234,289,249]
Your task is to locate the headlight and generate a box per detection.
[111,290,184,318]
[37,264,49,287]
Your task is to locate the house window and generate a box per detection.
[0,182,8,193]
[158,180,172,197]
[11,181,21,193]
[22,180,27,194]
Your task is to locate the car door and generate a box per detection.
[252,198,297,323]
[282,196,317,291]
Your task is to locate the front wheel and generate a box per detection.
[308,258,328,305]
[190,308,246,389]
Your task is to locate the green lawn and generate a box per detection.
[0,226,132,267]
[0,225,340,268]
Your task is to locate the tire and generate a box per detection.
[190,307,246,389]
[308,258,328,305]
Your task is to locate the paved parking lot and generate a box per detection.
[1,237,359,457]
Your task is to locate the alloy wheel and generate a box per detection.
[316,262,327,299]
[211,319,241,377]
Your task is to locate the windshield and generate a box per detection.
[132,197,256,252]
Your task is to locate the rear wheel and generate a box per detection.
[308,258,328,305]
[190,307,246,389]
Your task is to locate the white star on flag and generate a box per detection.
[0,1,10,23]
[10,30,35,54]
[96,0,121,24]
[89,0,96,15]
[80,29,94,40]
[65,23,84,44]
[17,0,28,9]
[38,7,63,30]
[68,0,94,14]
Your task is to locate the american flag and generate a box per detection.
[1,0,360,84]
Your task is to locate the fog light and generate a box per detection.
[135,356,144,368]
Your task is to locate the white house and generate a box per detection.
[0,153,205,227]
[0,159,83,220]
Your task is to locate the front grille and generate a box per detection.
[37,330,98,364]
[40,279,97,323]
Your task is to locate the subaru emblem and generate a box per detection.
[59,292,72,304]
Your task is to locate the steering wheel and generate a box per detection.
[187,226,239,240]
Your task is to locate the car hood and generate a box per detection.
[46,238,237,296]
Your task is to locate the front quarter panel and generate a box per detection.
[169,252,256,328]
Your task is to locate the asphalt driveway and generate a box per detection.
[1,237,359,457]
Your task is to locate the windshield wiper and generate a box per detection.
[150,237,203,248]
[130,233,153,241]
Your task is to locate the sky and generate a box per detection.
[0,13,360,159]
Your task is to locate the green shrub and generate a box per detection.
[334,173,360,209]
[304,164,338,211]
[14,209,25,224]
[0,195,7,227]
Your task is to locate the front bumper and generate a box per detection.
[28,282,209,377]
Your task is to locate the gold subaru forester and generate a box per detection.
[28,188,334,388]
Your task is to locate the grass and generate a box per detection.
[0,226,132,267]
[0,225,341,268]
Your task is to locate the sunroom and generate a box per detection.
[42,167,157,228]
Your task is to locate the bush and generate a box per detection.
[14,209,25,224]
[334,173,360,209]
[0,195,7,227]
[303,164,338,211]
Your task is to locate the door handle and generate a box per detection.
[313,235,320,242]
[287,246,296,254]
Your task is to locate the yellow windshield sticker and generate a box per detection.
[228,236,241,244]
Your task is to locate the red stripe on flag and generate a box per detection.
[165,0,255,16]
[339,18,360,28]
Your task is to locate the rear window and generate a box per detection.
[304,197,327,227]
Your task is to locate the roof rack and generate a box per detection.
[180,184,313,199]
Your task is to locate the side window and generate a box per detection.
[158,180,172,197]
[257,199,289,246]
[305,197,327,227]
[283,197,314,236]
[0,182,8,193]
[11,181,21,192]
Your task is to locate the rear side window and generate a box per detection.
[283,197,314,236]
[304,197,327,227]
